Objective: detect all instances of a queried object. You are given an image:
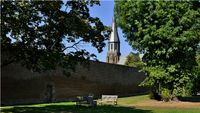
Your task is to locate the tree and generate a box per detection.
[192,54,200,95]
[1,0,110,72]
[125,52,144,69]
[115,1,200,100]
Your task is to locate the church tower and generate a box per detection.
[107,17,121,64]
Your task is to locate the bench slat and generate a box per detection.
[100,95,118,105]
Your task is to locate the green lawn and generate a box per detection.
[1,95,200,113]
[118,95,150,106]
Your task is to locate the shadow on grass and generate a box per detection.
[178,96,200,102]
[1,104,153,113]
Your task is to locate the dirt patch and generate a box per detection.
[133,100,200,108]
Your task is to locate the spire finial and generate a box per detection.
[109,15,119,42]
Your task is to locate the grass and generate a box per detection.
[118,95,149,106]
[1,95,200,113]
[142,107,200,113]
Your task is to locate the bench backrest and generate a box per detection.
[101,95,118,101]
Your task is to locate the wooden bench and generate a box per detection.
[76,96,97,107]
[99,95,118,105]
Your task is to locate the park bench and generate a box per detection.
[76,96,97,107]
[99,95,118,105]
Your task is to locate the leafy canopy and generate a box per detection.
[115,0,200,97]
[125,52,144,69]
[192,54,200,94]
[1,0,110,72]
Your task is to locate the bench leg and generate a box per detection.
[92,101,97,107]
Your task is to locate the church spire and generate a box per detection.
[107,16,121,64]
[110,17,120,42]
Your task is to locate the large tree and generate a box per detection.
[1,0,110,72]
[115,1,200,100]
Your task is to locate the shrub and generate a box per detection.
[161,88,171,102]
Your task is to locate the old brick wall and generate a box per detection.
[1,61,148,105]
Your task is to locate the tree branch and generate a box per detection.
[62,39,83,52]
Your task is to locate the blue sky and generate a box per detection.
[83,0,133,62]
[9,0,134,62]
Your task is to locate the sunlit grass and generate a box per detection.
[118,95,149,106]
[1,95,200,113]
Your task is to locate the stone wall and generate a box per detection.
[1,61,148,105]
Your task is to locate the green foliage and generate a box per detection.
[1,0,110,72]
[173,86,192,97]
[125,52,144,69]
[115,0,200,97]
[160,88,171,102]
[191,54,200,95]
[140,66,170,87]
